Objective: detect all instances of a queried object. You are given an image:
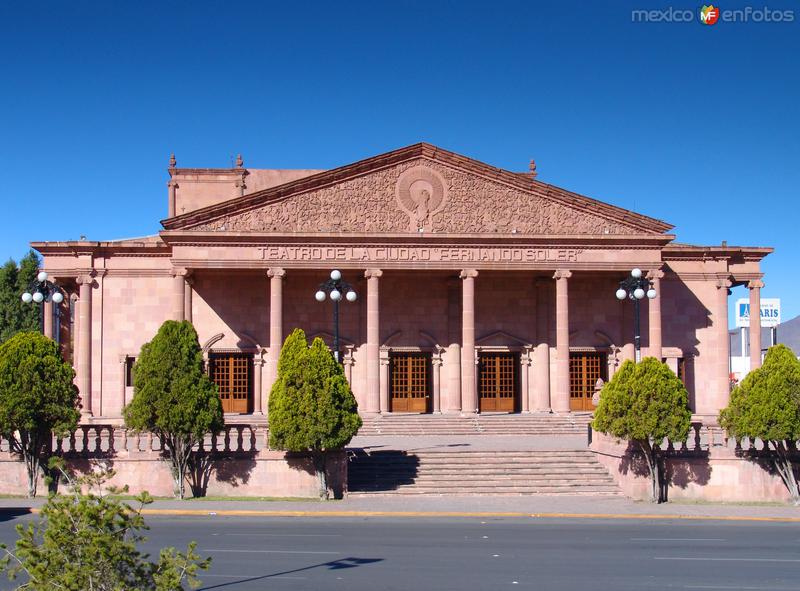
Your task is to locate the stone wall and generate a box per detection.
[0,425,346,499]
[591,426,793,502]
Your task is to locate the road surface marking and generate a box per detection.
[631,538,726,542]
[202,548,340,555]
[655,557,800,563]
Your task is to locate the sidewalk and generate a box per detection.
[1,494,798,521]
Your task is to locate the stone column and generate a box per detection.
[184,275,194,324]
[748,279,764,371]
[253,356,264,415]
[709,277,731,415]
[446,278,462,412]
[365,269,382,414]
[77,275,93,417]
[553,270,572,413]
[460,270,478,414]
[520,347,532,413]
[266,268,285,397]
[533,278,551,412]
[343,346,355,385]
[119,354,128,409]
[647,269,664,360]
[432,349,443,414]
[172,270,187,321]
[379,350,390,413]
[43,299,54,339]
[167,179,178,217]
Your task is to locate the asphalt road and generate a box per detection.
[1,514,799,590]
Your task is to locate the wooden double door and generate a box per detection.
[569,352,607,411]
[210,352,252,414]
[478,352,518,412]
[390,353,431,413]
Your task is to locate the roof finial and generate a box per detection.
[236,154,244,168]
[529,159,537,179]
[169,153,176,168]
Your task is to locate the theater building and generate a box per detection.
[33,143,771,423]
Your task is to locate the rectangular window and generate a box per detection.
[677,357,687,386]
[125,356,136,388]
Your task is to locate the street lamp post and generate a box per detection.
[314,270,357,363]
[21,271,66,344]
[615,268,657,363]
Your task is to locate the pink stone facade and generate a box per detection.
[33,143,771,424]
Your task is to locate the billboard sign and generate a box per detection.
[735,298,781,328]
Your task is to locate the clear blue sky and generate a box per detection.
[1,1,797,325]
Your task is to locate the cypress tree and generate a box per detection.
[592,357,692,503]
[720,344,800,503]
[269,330,362,498]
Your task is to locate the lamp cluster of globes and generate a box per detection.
[315,270,357,303]
[615,268,657,301]
[21,272,65,305]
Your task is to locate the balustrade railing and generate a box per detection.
[0,424,268,460]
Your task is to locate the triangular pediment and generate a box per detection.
[162,143,672,235]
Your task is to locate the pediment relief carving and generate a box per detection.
[189,159,650,235]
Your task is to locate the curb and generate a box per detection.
[2,507,798,522]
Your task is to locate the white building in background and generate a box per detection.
[730,298,781,382]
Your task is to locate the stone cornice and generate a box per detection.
[161,142,674,235]
[662,244,773,262]
[159,230,674,248]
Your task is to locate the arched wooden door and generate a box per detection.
[478,352,517,412]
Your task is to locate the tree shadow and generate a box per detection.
[285,452,347,499]
[0,508,34,522]
[346,449,420,493]
[617,441,711,501]
[198,557,384,590]
[214,454,257,490]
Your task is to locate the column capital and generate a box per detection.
[364,268,383,279]
[553,269,572,280]
[171,267,191,278]
[748,279,765,290]
[646,268,665,281]
[459,269,478,279]
[75,273,95,286]
[167,179,179,188]
[267,267,286,279]
[715,276,732,290]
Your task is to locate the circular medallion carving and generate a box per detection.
[395,166,448,231]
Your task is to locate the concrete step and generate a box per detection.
[347,448,620,496]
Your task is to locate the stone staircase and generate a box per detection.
[357,413,594,437]
[347,449,620,496]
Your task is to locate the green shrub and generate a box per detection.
[592,357,692,503]
[720,344,800,503]
[124,321,224,499]
[0,331,79,497]
[268,329,362,498]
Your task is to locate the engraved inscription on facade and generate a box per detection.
[255,246,584,264]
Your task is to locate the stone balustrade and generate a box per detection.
[0,424,270,459]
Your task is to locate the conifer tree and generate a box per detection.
[124,321,224,499]
[592,357,692,503]
[720,344,800,503]
[268,329,362,498]
[0,331,80,497]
